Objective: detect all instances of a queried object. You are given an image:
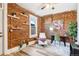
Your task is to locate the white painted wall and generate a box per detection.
[76,4,79,44]
[0,8,3,55]
[0,9,2,32]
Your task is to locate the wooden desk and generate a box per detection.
[60,36,69,46]
[51,35,69,46]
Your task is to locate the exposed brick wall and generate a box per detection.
[8,3,40,49]
[42,11,77,38]
[53,11,77,31]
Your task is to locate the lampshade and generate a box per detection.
[39,33,46,38]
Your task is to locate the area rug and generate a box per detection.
[22,42,70,56]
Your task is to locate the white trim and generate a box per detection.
[5,44,26,55]
[29,14,38,38]
[0,4,3,55]
[77,4,79,44]
[3,3,8,55]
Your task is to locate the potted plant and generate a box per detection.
[68,21,77,43]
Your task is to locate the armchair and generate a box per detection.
[38,33,48,46]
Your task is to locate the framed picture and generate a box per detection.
[29,14,37,38]
[53,20,64,35]
[53,20,64,30]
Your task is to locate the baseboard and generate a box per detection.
[4,44,26,55]
[4,41,36,55]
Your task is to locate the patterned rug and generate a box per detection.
[22,42,70,56]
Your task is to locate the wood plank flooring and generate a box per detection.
[3,51,29,56]
[21,46,62,56]
[0,44,70,56]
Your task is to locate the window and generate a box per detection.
[29,14,37,38]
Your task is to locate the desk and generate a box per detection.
[60,36,69,46]
[51,35,69,46]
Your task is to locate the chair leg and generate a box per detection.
[59,41,61,46]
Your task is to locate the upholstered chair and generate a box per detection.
[38,33,48,46]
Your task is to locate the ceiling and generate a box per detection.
[17,3,77,16]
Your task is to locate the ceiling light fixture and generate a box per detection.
[41,3,55,10]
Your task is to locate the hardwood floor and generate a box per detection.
[3,51,29,56]
[0,43,70,56]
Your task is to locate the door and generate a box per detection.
[0,8,3,55]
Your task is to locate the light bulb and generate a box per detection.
[49,27,53,31]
